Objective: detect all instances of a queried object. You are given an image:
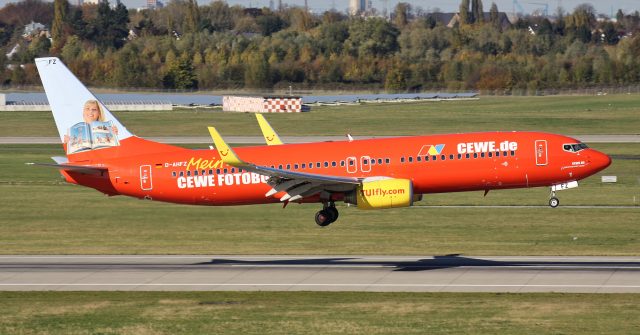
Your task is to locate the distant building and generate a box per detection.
[83,0,99,4]
[22,21,46,37]
[223,96,305,113]
[22,21,50,41]
[146,0,163,9]
[349,0,371,16]
[427,12,512,30]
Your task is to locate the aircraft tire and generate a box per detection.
[326,207,339,222]
[549,197,560,208]
[315,210,333,227]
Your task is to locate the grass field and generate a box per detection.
[0,292,638,334]
[0,143,637,255]
[1,95,639,137]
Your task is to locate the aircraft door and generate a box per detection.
[140,165,153,190]
[360,156,371,173]
[535,140,548,166]
[346,157,357,173]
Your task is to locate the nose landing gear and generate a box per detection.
[315,202,339,227]
[549,190,559,208]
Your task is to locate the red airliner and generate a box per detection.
[33,57,611,226]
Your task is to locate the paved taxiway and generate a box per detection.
[2,134,640,144]
[1,255,639,293]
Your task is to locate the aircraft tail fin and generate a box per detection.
[35,57,182,160]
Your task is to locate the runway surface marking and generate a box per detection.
[413,205,639,209]
[1,256,639,293]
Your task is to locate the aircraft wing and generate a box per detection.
[255,114,284,145]
[208,127,360,202]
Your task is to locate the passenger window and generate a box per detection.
[286,164,290,170]
[433,156,437,161]
[172,171,177,178]
[324,162,329,167]
[194,170,198,176]
[503,151,508,156]
[371,159,375,165]
[179,171,184,177]
[216,169,221,174]
[302,163,306,169]
[294,164,299,169]
[363,160,368,165]
[408,157,413,163]
[232,168,236,173]
[466,153,470,159]
[209,169,213,175]
[385,158,390,164]
[332,161,337,167]
[401,157,405,163]
[317,162,321,168]
[425,156,429,161]
[480,153,485,158]
[510,151,515,156]
[495,152,500,157]
[473,153,478,159]
[488,152,493,158]
[341,161,345,167]
[449,154,454,160]
[378,159,383,164]
[441,155,446,160]
[417,156,422,162]
[457,154,462,159]
[309,163,313,169]
[349,160,354,166]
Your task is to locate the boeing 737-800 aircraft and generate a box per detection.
[33,57,611,226]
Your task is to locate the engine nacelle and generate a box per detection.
[344,178,416,210]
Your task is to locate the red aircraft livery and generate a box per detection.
[33,57,611,226]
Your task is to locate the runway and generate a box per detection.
[1,255,639,293]
[2,134,639,144]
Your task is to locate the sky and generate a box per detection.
[1,0,638,17]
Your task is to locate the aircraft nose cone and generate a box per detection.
[591,150,612,171]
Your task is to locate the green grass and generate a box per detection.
[1,95,639,137]
[0,144,637,255]
[0,292,638,334]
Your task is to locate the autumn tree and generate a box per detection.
[459,0,470,25]
[472,0,484,24]
[51,0,69,52]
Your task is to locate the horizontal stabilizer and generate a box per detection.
[26,162,107,175]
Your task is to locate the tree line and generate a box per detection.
[1,0,640,92]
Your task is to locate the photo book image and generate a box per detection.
[67,120,119,154]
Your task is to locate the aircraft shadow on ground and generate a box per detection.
[195,255,640,272]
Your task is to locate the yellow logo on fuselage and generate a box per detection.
[186,157,224,171]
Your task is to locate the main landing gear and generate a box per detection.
[315,202,339,227]
[549,190,560,208]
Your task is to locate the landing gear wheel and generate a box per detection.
[325,206,339,222]
[549,197,559,208]
[315,210,333,227]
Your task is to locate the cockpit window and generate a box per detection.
[563,143,588,152]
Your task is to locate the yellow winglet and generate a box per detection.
[208,127,245,166]
[256,114,283,145]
